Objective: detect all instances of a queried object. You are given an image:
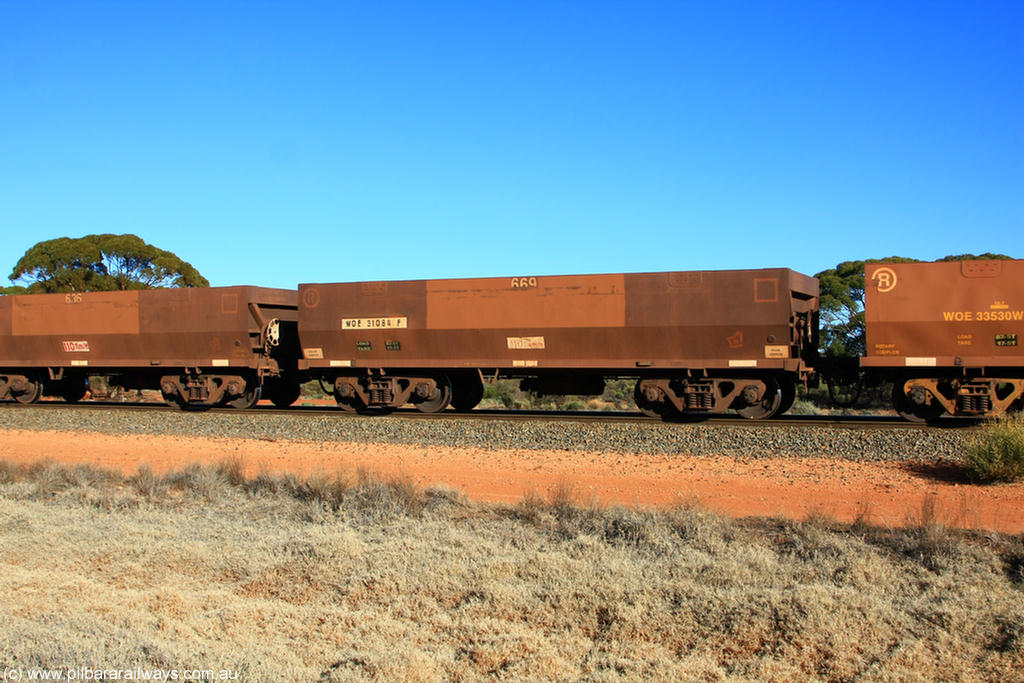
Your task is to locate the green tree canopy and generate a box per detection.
[8,234,209,293]
[815,253,1014,357]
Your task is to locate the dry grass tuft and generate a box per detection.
[129,463,163,497]
[850,500,875,534]
[0,458,35,484]
[907,494,958,572]
[546,478,578,519]
[161,461,226,501]
[216,455,248,488]
[515,487,546,523]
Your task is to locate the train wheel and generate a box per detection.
[58,377,88,403]
[264,380,301,408]
[736,377,782,419]
[633,380,678,419]
[892,381,944,423]
[773,379,796,418]
[414,376,452,413]
[451,374,484,412]
[12,379,43,404]
[335,386,367,413]
[228,385,262,410]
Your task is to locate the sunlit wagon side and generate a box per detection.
[0,287,301,409]
[863,259,1024,420]
[297,268,819,418]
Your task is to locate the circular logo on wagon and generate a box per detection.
[302,287,321,309]
[871,267,898,293]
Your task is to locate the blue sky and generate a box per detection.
[2,1,1021,289]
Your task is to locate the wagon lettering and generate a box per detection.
[510,277,538,289]
[975,310,1023,322]
[341,317,408,330]
[944,310,1023,322]
[507,336,545,350]
[61,340,90,352]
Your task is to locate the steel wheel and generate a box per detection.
[414,376,452,413]
[264,380,301,408]
[892,380,944,423]
[736,376,782,419]
[634,380,678,419]
[773,379,796,418]
[228,385,262,410]
[335,383,367,413]
[451,374,484,412]
[58,377,88,403]
[12,379,42,404]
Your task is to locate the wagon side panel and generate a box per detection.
[864,260,1024,369]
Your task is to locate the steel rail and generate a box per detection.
[0,400,981,430]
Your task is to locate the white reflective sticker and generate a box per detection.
[70,360,89,367]
[512,360,539,367]
[342,317,407,330]
[212,359,230,367]
[507,336,545,350]
[61,341,90,352]
[905,357,937,367]
[330,360,353,367]
[729,360,758,368]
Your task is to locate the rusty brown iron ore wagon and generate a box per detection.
[3,260,1020,421]
[0,287,301,409]
[863,259,1024,421]
[297,269,820,419]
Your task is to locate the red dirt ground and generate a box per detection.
[2,428,1022,534]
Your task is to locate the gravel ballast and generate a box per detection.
[0,404,972,463]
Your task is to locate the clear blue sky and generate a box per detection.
[2,1,1021,289]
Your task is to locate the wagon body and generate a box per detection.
[299,269,818,372]
[0,287,299,407]
[863,259,1024,419]
[863,260,1024,369]
[299,269,818,417]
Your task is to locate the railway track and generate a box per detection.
[0,397,977,466]
[0,399,979,431]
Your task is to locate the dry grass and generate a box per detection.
[0,457,1022,682]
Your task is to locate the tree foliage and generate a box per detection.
[815,256,918,357]
[8,234,209,293]
[815,253,1014,357]
[936,253,1014,262]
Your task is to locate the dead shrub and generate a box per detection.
[424,484,466,511]
[342,469,425,520]
[910,495,957,572]
[515,488,546,523]
[303,470,351,511]
[598,505,662,550]
[130,464,163,498]
[0,459,24,484]
[216,455,248,488]
[164,462,227,502]
[245,468,282,497]
[547,479,578,520]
